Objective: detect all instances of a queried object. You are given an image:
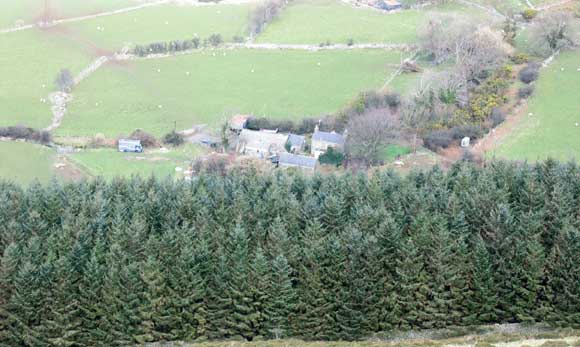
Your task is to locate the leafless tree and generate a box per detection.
[402,79,436,154]
[55,69,74,92]
[347,108,399,165]
[419,14,512,83]
[529,11,575,57]
[248,0,288,37]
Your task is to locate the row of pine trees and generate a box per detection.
[1,160,579,346]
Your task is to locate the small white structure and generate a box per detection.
[461,137,471,148]
[118,139,143,153]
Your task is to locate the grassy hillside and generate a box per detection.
[256,0,485,45]
[0,0,156,29]
[58,49,411,137]
[0,29,94,128]
[0,141,55,183]
[64,3,251,51]
[70,144,203,179]
[493,50,580,161]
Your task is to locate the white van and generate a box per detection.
[118,139,143,153]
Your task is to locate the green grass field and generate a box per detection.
[0,0,156,29]
[493,50,580,162]
[64,3,251,51]
[0,29,94,129]
[69,143,203,179]
[256,0,485,45]
[0,141,55,184]
[57,49,412,137]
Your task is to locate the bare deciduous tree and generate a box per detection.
[403,79,436,154]
[346,108,398,165]
[419,14,512,83]
[55,69,74,92]
[529,11,575,57]
[248,0,289,37]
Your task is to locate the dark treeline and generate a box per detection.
[1,161,580,346]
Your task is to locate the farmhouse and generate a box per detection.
[287,134,306,153]
[277,152,317,171]
[237,129,288,159]
[311,125,346,158]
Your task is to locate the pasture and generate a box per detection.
[0,141,55,184]
[0,0,160,29]
[57,49,412,137]
[256,0,486,45]
[64,3,252,51]
[70,144,203,179]
[0,29,94,129]
[493,50,580,161]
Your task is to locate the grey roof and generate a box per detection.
[288,134,306,147]
[278,153,317,169]
[239,129,288,152]
[312,130,345,145]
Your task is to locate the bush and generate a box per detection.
[163,131,185,147]
[232,35,245,43]
[318,147,344,167]
[129,129,158,147]
[347,38,354,46]
[490,108,506,127]
[451,124,484,140]
[0,125,52,145]
[207,33,223,47]
[511,53,530,64]
[522,8,538,21]
[519,63,540,84]
[423,129,454,151]
[518,85,535,99]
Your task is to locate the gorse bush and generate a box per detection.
[1,161,579,345]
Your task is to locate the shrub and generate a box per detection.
[318,147,345,167]
[207,33,223,47]
[163,131,185,147]
[519,63,540,84]
[490,108,506,127]
[511,53,529,64]
[0,125,52,145]
[232,35,245,43]
[522,8,538,21]
[347,38,354,46]
[129,129,158,147]
[518,85,535,99]
[451,124,483,140]
[423,129,454,151]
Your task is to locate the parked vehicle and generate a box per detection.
[118,139,143,153]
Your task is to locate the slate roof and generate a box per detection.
[312,130,345,146]
[278,153,317,170]
[288,134,306,148]
[239,129,288,153]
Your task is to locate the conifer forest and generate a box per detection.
[1,161,579,346]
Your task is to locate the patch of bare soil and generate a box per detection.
[54,155,87,181]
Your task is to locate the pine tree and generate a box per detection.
[266,254,295,339]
